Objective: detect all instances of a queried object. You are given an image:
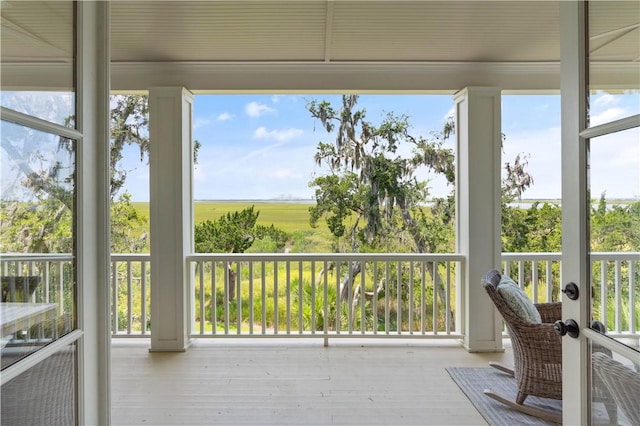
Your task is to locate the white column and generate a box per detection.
[149,87,194,352]
[77,2,111,424]
[455,87,503,353]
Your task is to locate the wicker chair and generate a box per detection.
[481,269,617,424]
[592,351,640,425]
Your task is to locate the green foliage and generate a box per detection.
[502,202,562,253]
[194,205,288,253]
[500,152,553,253]
[0,200,72,253]
[591,193,640,252]
[307,95,456,254]
[110,192,149,253]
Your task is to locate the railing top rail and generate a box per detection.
[3,252,637,263]
[186,253,466,262]
[589,252,640,261]
[0,253,74,262]
[110,254,152,261]
[501,252,563,260]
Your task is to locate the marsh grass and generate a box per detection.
[191,261,458,334]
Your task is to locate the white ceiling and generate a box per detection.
[109,1,563,63]
[1,1,639,92]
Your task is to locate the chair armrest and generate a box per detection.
[534,302,562,323]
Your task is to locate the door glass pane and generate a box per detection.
[588,1,640,126]
[588,127,640,347]
[0,1,75,127]
[0,121,76,369]
[588,127,640,348]
[591,340,640,425]
[1,342,77,425]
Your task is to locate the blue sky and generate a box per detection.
[118,92,639,202]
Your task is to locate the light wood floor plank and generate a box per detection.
[112,339,512,425]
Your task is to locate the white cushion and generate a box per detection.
[497,276,542,324]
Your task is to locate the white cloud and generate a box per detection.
[592,93,617,109]
[269,169,300,180]
[193,117,212,130]
[534,103,549,112]
[254,126,303,142]
[271,95,281,104]
[590,107,626,126]
[217,112,233,121]
[193,164,207,183]
[246,101,276,118]
[501,122,640,200]
[442,106,455,122]
[501,125,562,199]
[589,128,640,198]
[590,92,630,126]
[193,141,319,200]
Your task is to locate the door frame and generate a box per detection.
[561,2,640,424]
[560,2,590,424]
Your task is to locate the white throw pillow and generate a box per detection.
[497,275,542,324]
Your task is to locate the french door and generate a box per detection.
[561,2,640,425]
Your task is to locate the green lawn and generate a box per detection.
[131,201,333,252]
[193,201,316,233]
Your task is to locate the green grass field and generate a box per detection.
[131,201,334,252]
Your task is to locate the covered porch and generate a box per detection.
[1,1,639,425]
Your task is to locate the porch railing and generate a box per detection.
[186,253,464,340]
[0,253,74,317]
[110,254,151,337]
[0,253,75,341]
[501,252,639,339]
[1,252,638,342]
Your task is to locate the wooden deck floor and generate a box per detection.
[111,338,512,425]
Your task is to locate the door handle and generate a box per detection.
[562,282,579,300]
[554,319,580,338]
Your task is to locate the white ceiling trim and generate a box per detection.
[109,61,562,93]
[3,60,636,93]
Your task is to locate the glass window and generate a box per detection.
[1,121,76,369]
[588,127,640,345]
[591,342,640,425]
[0,1,75,127]
[588,1,640,126]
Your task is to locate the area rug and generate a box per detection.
[446,367,614,426]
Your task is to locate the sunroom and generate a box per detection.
[1,1,639,425]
